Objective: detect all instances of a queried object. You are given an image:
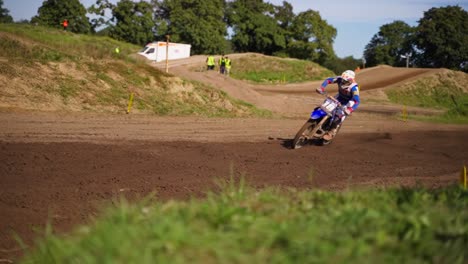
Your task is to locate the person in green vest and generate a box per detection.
[224,56,232,76]
[206,55,215,70]
[218,54,226,74]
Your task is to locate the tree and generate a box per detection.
[273,1,294,50]
[90,0,155,46]
[274,1,294,30]
[0,0,13,23]
[226,0,286,55]
[31,0,91,33]
[154,0,227,54]
[113,0,155,45]
[88,0,114,31]
[363,21,415,67]
[415,5,468,71]
[324,56,362,76]
[288,9,336,64]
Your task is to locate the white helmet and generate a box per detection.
[341,70,355,82]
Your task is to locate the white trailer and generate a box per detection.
[138,42,191,62]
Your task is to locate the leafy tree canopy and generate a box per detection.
[226,0,286,55]
[274,1,294,31]
[0,0,13,23]
[154,0,227,54]
[415,5,468,70]
[363,21,415,67]
[363,6,468,71]
[89,0,155,46]
[31,0,91,33]
[288,9,336,64]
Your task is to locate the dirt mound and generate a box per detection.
[356,65,440,90]
[152,54,455,117]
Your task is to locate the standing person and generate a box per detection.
[206,55,215,70]
[218,55,226,74]
[62,19,68,31]
[224,56,232,76]
[315,70,360,141]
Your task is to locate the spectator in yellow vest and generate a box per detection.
[225,56,232,76]
[218,54,226,74]
[206,55,215,70]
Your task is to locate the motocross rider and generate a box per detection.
[315,70,360,141]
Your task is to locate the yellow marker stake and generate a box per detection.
[127,92,134,114]
[402,106,407,122]
[461,165,467,189]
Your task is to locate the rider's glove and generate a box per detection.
[343,107,353,116]
[316,87,325,95]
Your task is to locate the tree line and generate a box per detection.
[363,6,467,72]
[1,0,466,72]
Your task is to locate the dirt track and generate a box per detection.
[1,56,467,261]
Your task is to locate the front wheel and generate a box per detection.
[292,120,318,149]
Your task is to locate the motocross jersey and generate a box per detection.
[320,77,360,111]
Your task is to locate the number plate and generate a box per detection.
[320,98,338,114]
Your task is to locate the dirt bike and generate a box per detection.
[292,95,346,149]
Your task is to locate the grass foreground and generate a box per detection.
[20,180,468,264]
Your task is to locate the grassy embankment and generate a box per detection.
[229,54,334,84]
[21,180,467,263]
[0,24,271,117]
[386,71,468,124]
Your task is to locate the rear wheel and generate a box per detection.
[292,120,318,149]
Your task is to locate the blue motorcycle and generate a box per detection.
[292,95,345,149]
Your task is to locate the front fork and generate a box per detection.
[310,116,330,138]
[312,113,346,139]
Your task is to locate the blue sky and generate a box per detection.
[3,0,467,58]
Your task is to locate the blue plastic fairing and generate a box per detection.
[310,108,326,119]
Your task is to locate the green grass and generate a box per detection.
[20,180,468,264]
[387,73,468,124]
[57,77,80,101]
[0,24,137,61]
[229,54,334,84]
[137,80,273,117]
[403,111,468,124]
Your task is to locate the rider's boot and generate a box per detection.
[323,124,340,141]
[323,128,337,141]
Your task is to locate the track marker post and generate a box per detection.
[461,165,467,190]
[127,92,134,114]
[401,105,408,122]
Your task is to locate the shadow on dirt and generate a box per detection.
[279,138,293,149]
[278,138,326,149]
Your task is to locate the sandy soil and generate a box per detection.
[1,54,467,261]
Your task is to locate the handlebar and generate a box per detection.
[317,89,342,107]
[322,94,340,105]
[321,94,343,109]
